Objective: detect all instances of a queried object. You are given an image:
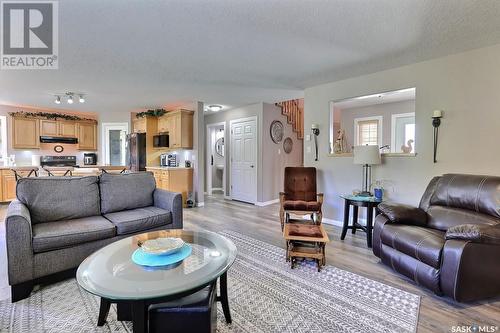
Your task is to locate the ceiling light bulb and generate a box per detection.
[79,95,85,103]
[55,96,61,104]
[67,95,74,104]
[208,105,222,112]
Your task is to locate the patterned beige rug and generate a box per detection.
[0,230,420,333]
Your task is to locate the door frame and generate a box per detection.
[391,112,415,153]
[206,121,226,196]
[101,122,129,165]
[229,116,258,204]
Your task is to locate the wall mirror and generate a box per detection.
[329,87,416,156]
[215,137,224,157]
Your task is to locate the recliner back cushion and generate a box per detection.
[16,176,100,224]
[430,174,500,218]
[427,206,498,231]
[284,167,317,201]
[99,172,155,214]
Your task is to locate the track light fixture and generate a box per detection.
[53,92,86,105]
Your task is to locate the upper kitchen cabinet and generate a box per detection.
[40,119,77,137]
[78,122,97,150]
[164,109,193,149]
[12,117,40,149]
[132,117,147,133]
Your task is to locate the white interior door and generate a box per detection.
[102,123,129,165]
[231,118,257,204]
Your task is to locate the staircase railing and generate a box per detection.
[275,99,304,139]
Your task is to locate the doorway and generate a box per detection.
[206,122,226,196]
[230,116,257,204]
[102,123,129,165]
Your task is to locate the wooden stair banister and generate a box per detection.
[275,98,304,140]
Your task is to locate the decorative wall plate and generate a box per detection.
[270,120,284,143]
[283,137,293,154]
[54,145,64,153]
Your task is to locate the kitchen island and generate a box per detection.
[146,166,193,207]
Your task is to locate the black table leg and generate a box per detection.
[219,272,232,324]
[341,200,350,240]
[117,302,132,321]
[132,300,148,333]
[366,206,374,248]
[352,206,358,234]
[97,298,111,326]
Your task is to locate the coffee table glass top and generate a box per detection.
[76,230,237,301]
[340,194,382,202]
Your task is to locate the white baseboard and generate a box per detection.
[322,217,367,227]
[224,195,231,200]
[196,202,205,207]
[255,199,279,206]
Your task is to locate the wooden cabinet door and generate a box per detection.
[160,171,169,190]
[2,175,17,202]
[12,117,40,149]
[157,116,168,133]
[169,114,180,148]
[78,122,97,150]
[58,121,77,137]
[40,120,58,136]
[133,118,146,133]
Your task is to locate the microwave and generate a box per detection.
[153,133,169,148]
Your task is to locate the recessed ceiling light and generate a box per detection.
[207,105,222,112]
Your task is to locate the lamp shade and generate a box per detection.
[353,145,381,165]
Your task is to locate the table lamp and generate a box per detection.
[353,145,381,196]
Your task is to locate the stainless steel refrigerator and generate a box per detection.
[127,132,146,171]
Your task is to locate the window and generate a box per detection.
[354,116,382,146]
[391,112,416,153]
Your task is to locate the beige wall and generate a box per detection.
[304,43,500,223]
[205,102,303,203]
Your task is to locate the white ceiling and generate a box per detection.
[2,0,500,115]
[334,88,416,109]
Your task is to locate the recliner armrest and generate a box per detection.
[378,202,427,227]
[153,189,183,229]
[446,224,500,245]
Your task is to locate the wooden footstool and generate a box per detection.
[283,223,329,272]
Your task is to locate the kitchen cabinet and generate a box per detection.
[0,169,38,202]
[40,119,77,137]
[157,116,169,133]
[133,118,147,133]
[12,117,40,149]
[147,168,193,207]
[163,109,193,149]
[78,122,97,150]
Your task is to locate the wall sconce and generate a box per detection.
[432,110,443,163]
[311,124,320,161]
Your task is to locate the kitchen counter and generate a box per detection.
[0,166,40,170]
[76,165,128,170]
[146,166,193,170]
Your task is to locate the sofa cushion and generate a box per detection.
[32,216,115,253]
[283,200,321,211]
[17,176,101,224]
[99,173,156,214]
[380,224,445,269]
[104,206,171,235]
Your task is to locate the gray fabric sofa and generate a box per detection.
[6,172,183,302]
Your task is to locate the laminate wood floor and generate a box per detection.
[1,196,499,333]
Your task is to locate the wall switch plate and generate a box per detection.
[306,146,311,153]
[305,134,311,141]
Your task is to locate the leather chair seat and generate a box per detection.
[380,224,445,269]
[283,200,321,211]
[148,282,217,333]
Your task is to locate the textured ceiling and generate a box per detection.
[2,0,500,114]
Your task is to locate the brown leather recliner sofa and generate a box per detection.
[373,174,500,302]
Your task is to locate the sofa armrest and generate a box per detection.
[5,200,34,285]
[446,224,500,245]
[377,202,427,227]
[153,189,183,229]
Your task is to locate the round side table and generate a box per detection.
[340,194,382,248]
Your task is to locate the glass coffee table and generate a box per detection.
[76,230,237,333]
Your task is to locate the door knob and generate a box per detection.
[250,165,254,168]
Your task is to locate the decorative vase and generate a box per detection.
[374,188,383,200]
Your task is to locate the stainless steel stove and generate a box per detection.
[40,156,77,167]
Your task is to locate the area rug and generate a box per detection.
[0,230,420,333]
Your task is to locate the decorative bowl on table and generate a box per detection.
[138,237,185,255]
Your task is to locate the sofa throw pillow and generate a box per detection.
[16,176,101,224]
[99,172,156,214]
